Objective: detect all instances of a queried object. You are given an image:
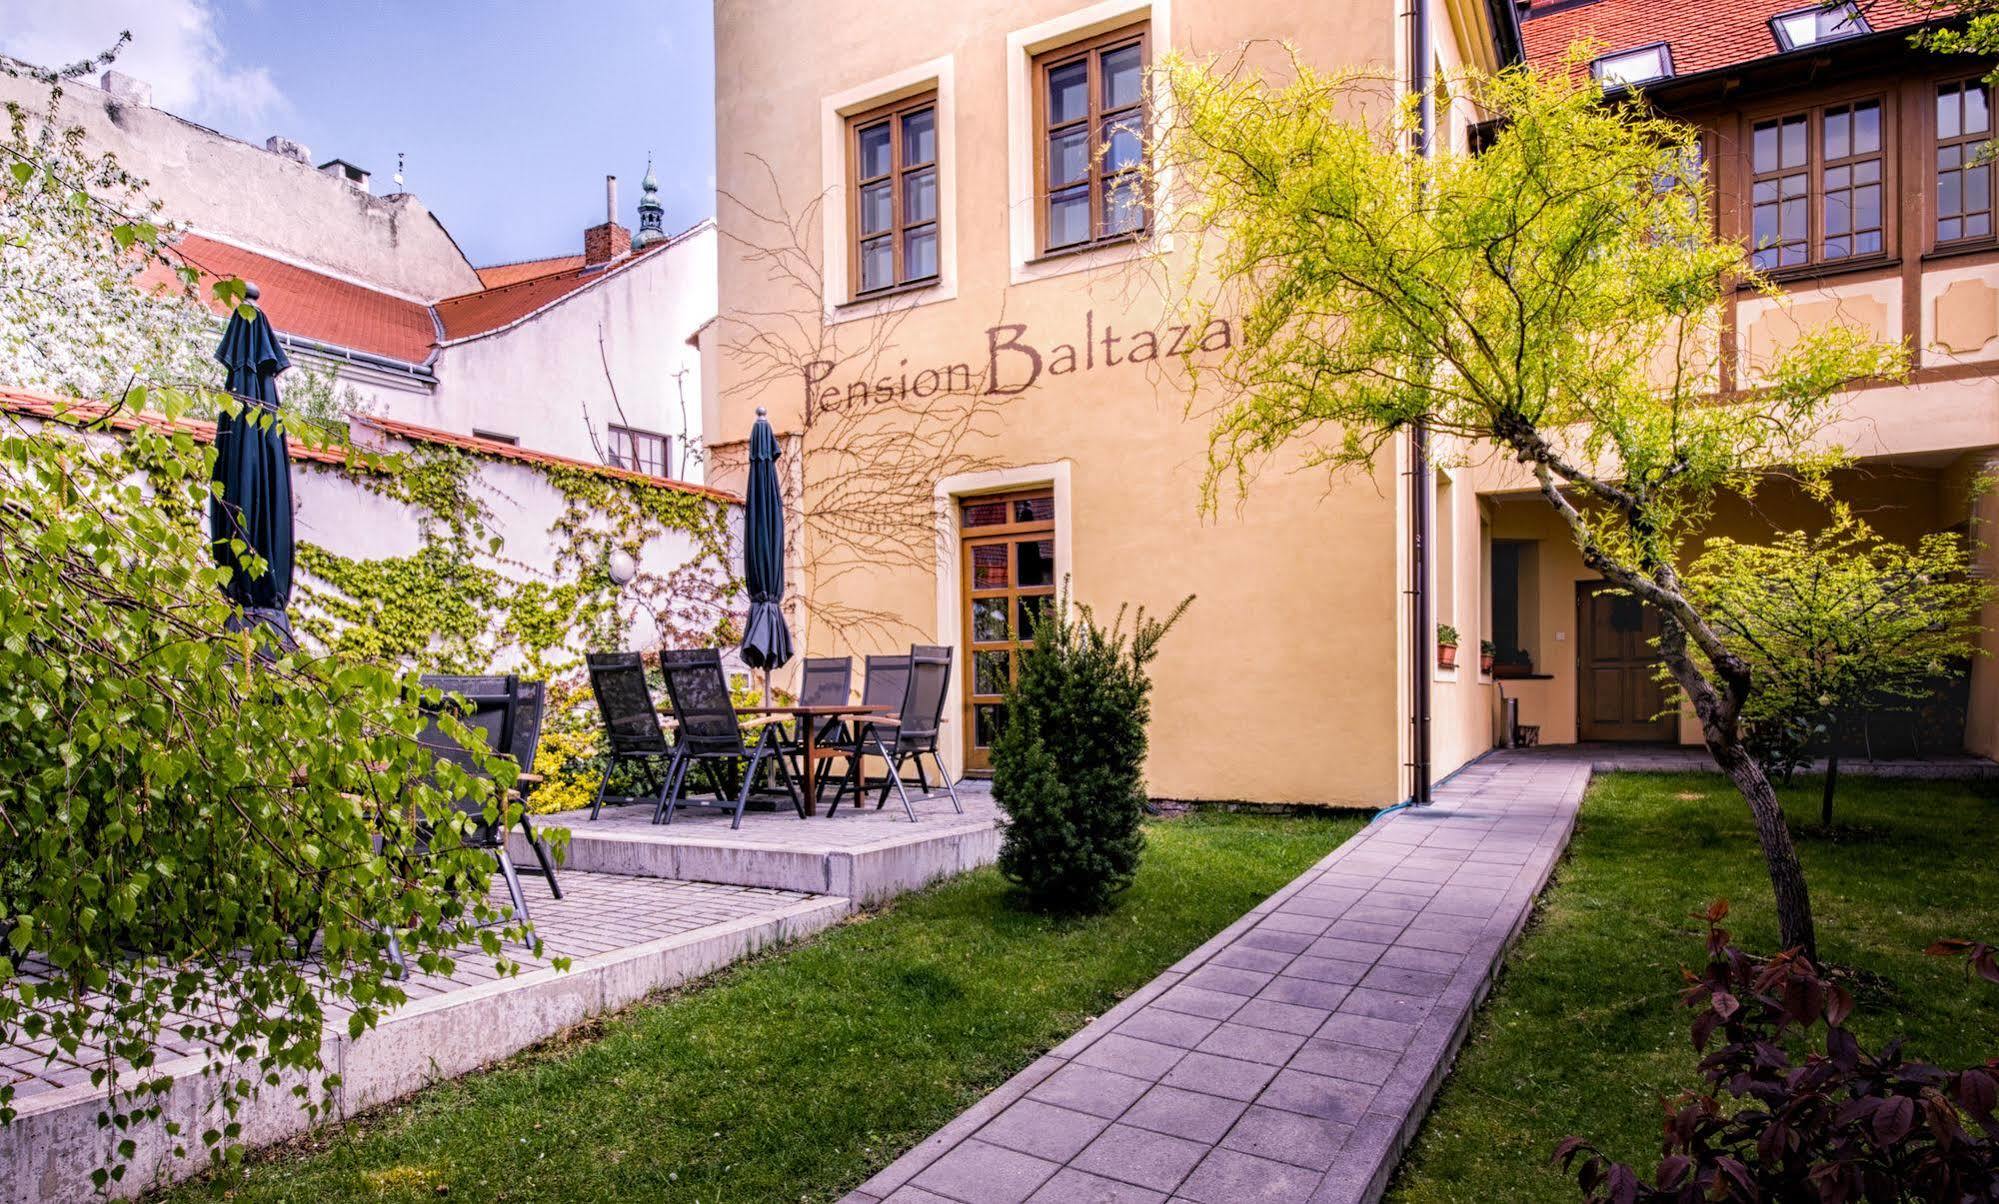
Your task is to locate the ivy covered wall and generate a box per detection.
[292,434,739,678]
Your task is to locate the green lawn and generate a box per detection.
[165,810,1362,1203]
[1388,772,1999,1203]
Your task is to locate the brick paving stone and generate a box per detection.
[1072,1124,1210,1192]
[1183,965,1278,997]
[1281,956,1370,986]
[1219,1106,1353,1170]
[1028,1168,1168,1203]
[1122,1084,1252,1143]
[911,1139,1061,1204]
[1117,1008,1224,1050]
[1259,1070,1376,1123]
[1028,1063,1155,1118]
[1076,1034,1190,1082]
[1161,1051,1282,1101]
[976,1099,1111,1162]
[1195,1022,1309,1066]
[1229,998,1334,1036]
[856,752,1594,1203]
[1287,1039,1402,1086]
[1258,977,1353,1012]
[1178,1148,1325,1203]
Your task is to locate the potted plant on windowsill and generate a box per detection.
[1437,623,1459,670]
[1479,639,1495,675]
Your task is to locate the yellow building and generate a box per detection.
[705,0,1999,806]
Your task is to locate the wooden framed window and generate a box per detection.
[1936,78,1993,246]
[1749,96,1886,272]
[1033,22,1148,256]
[848,91,940,297]
[607,424,671,478]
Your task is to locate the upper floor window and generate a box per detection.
[1591,43,1673,89]
[608,424,671,478]
[1749,98,1883,271]
[1770,2,1870,52]
[1034,22,1148,255]
[1936,79,1993,246]
[848,91,940,297]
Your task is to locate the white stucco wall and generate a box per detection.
[427,224,716,482]
[0,69,482,299]
[7,407,737,667]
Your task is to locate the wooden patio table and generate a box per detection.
[736,703,891,816]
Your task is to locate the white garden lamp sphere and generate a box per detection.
[607,550,638,587]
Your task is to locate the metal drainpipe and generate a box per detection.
[1407,0,1434,806]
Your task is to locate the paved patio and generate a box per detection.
[6,781,1000,1202]
[843,751,1590,1204]
[524,781,1000,901]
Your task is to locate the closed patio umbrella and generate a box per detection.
[210,283,297,646]
[738,406,792,704]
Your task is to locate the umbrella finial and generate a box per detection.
[756,406,767,418]
[244,281,261,301]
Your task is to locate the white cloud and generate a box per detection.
[0,0,285,127]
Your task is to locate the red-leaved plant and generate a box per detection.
[1554,901,1999,1202]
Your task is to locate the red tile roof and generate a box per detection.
[0,387,358,467]
[475,255,586,288]
[146,233,438,365]
[353,412,740,503]
[1521,0,1932,78]
[434,242,668,342]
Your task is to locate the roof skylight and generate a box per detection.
[1591,43,1675,88]
[1770,2,1871,51]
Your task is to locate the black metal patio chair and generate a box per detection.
[828,645,961,821]
[655,648,804,828]
[416,674,564,923]
[818,652,908,807]
[584,651,679,820]
[782,655,853,779]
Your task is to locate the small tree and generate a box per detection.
[993,589,1191,912]
[1687,506,1992,825]
[1148,54,1906,960]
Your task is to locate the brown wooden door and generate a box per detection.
[1577,582,1676,743]
[959,491,1057,773]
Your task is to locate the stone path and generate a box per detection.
[843,751,1591,1204]
[1516,741,1999,779]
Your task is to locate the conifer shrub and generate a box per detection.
[993,590,1191,912]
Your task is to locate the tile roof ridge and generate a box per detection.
[172,230,435,304]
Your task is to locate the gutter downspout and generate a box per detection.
[1407,0,1435,807]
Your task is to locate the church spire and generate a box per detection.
[634,157,665,248]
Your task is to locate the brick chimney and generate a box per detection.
[583,174,631,266]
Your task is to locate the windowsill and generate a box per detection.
[826,276,956,325]
[1923,239,1999,264]
[1434,664,1460,683]
[1739,254,1899,290]
[841,277,943,307]
[1011,233,1152,285]
[1029,232,1147,267]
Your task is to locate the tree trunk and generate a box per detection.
[1709,737,1817,959]
[1654,617,1819,962]
[1820,720,1840,828]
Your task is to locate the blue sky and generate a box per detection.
[0,0,717,267]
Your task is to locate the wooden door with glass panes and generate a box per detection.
[959,490,1057,773]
